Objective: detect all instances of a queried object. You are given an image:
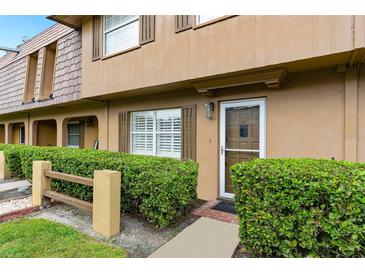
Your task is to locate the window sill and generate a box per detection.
[38,96,53,102]
[101,45,141,61]
[193,15,236,30]
[131,152,181,159]
[22,100,34,105]
[22,95,53,104]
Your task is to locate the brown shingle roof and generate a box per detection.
[0,23,81,115]
[0,23,73,70]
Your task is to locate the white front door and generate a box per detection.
[219,98,266,199]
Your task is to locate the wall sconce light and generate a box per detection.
[204,102,215,119]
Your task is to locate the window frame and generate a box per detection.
[130,108,182,159]
[67,121,81,148]
[102,15,141,58]
[193,15,234,29]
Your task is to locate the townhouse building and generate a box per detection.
[1,15,365,200]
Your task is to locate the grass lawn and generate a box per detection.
[0,218,127,258]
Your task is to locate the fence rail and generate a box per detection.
[43,190,93,212]
[44,170,94,186]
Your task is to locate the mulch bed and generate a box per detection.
[232,244,253,258]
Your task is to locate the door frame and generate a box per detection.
[219,98,266,199]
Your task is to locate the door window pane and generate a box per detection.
[226,106,259,150]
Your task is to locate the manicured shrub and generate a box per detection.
[0,144,27,178]
[0,144,198,227]
[231,158,365,258]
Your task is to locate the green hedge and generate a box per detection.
[231,158,365,258]
[0,144,198,227]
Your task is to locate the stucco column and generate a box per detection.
[4,123,10,144]
[344,68,359,162]
[29,120,36,145]
[24,120,29,145]
[98,105,109,150]
[32,161,52,207]
[56,118,64,147]
[92,170,121,238]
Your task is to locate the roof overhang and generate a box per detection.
[0,46,19,53]
[47,15,88,29]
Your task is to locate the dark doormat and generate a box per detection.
[211,201,237,215]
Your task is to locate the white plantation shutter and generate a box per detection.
[131,109,181,158]
[131,111,154,155]
[104,15,139,56]
[156,109,181,157]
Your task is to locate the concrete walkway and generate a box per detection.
[149,217,239,258]
[0,180,31,193]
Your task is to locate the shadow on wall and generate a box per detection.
[33,119,57,146]
[0,124,4,143]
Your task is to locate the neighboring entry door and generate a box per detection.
[219,98,266,199]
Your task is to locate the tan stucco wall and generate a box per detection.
[106,68,351,199]
[35,120,57,146]
[27,103,107,150]
[0,68,363,200]
[11,123,22,144]
[82,16,359,99]
[84,116,99,149]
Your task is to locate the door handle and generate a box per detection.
[220,146,224,155]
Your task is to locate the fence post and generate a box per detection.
[32,161,52,207]
[0,151,10,180]
[93,170,121,238]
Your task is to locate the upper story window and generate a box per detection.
[23,51,39,103]
[104,15,140,56]
[196,15,225,25]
